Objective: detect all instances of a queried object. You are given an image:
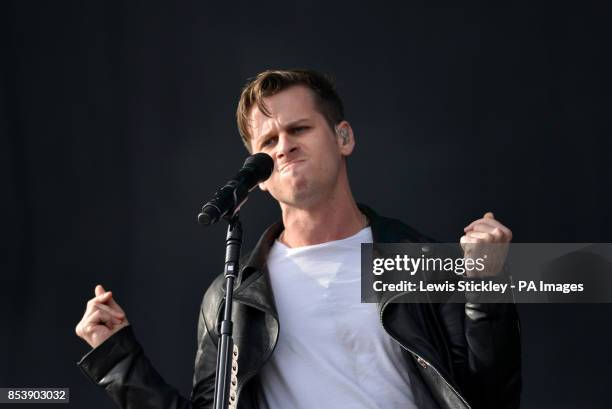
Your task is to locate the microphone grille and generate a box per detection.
[243,152,274,181]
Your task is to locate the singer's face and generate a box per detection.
[248,85,354,207]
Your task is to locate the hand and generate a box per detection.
[460,212,513,277]
[75,284,130,348]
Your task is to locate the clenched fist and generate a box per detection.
[75,284,130,348]
[461,212,513,277]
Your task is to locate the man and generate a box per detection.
[76,69,521,409]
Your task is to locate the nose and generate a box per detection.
[275,133,298,160]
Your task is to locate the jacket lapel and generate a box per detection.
[232,221,283,318]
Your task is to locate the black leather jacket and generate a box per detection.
[78,204,521,409]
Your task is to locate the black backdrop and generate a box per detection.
[2,1,611,408]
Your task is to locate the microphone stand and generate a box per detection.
[213,213,242,409]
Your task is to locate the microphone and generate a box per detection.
[197,153,274,225]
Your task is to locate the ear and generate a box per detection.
[258,181,268,192]
[335,121,355,157]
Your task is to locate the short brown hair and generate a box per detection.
[236,69,345,152]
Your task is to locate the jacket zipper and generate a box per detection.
[379,293,472,409]
[232,299,280,408]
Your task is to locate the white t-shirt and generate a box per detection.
[257,227,417,409]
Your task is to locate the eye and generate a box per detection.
[260,137,277,148]
[290,126,308,135]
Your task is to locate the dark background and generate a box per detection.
[2,1,611,408]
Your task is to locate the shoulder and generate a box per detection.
[360,203,437,243]
[199,252,253,336]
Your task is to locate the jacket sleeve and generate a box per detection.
[439,274,522,409]
[76,295,218,409]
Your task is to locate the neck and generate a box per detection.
[278,179,367,248]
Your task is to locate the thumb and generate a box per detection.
[95,284,106,297]
[105,293,124,313]
[484,212,495,220]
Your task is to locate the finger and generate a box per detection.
[469,223,496,233]
[88,309,118,330]
[464,217,499,231]
[104,293,126,314]
[89,310,122,329]
[464,218,485,232]
[464,217,510,235]
[84,291,115,319]
[81,310,122,329]
[94,302,125,319]
[82,300,105,322]
[87,291,113,309]
[467,231,493,241]
[95,284,106,297]
[484,212,495,219]
[94,309,121,327]
[468,224,508,241]
[460,234,481,246]
[97,291,113,302]
[472,217,512,240]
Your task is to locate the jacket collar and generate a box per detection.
[232,203,428,316]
